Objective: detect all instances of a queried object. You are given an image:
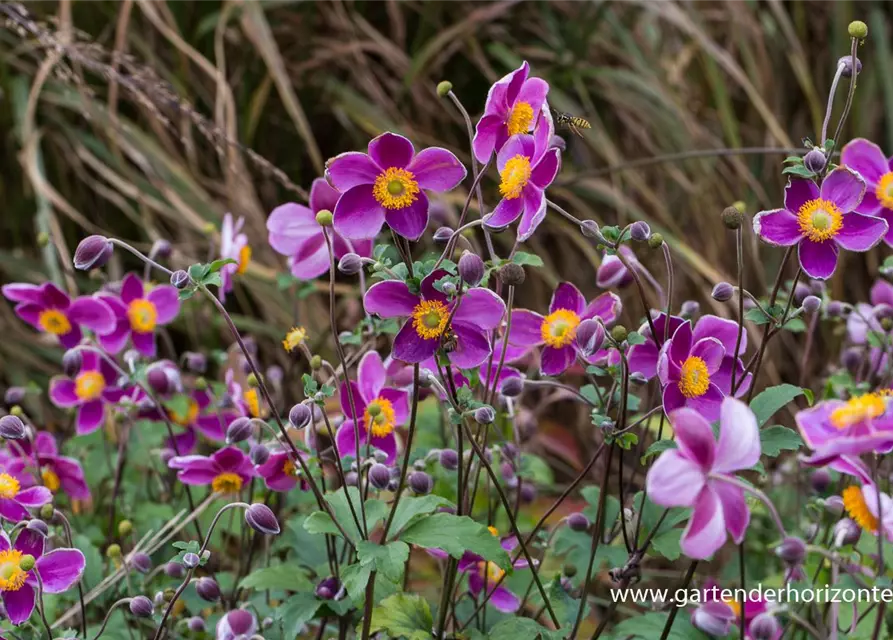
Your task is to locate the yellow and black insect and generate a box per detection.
[440,327,458,353]
[552,109,591,138]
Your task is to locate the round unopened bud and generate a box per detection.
[118,520,133,537]
[436,81,453,97]
[26,520,48,537]
[610,325,628,343]
[408,471,433,495]
[848,20,868,39]
[802,295,822,313]
[474,406,495,425]
[498,263,525,286]
[106,544,122,559]
[62,350,82,378]
[691,602,735,637]
[170,270,190,289]
[568,512,590,532]
[0,415,27,441]
[839,55,863,78]
[439,449,459,470]
[226,416,253,444]
[316,576,343,600]
[246,373,260,388]
[129,596,154,618]
[519,483,536,503]
[151,239,172,259]
[792,282,812,306]
[458,252,485,287]
[749,613,782,640]
[315,210,333,226]
[629,221,651,242]
[187,617,206,632]
[433,226,454,243]
[73,235,114,271]
[249,443,270,466]
[711,282,734,302]
[826,301,844,318]
[680,300,700,319]
[146,365,173,396]
[824,495,844,517]
[803,148,827,173]
[289,403,312,429]
[500,376,524,398]
[647,233,664,249]
[18,554,35,571]
[576,319,606,359]
[883,317,893,332]
[36,232,49,247]
[3,387,25,406]
[721,206,744,230]
[338,253,364,275]
[369,464,391,490]
[9,406,24,418]
[130,552,152,573]
[810,468,831,493]
[245,503,280,535]
[440,282,457,296]
[182,552,200,568]
[164,562,185,579]
[776,536,806,565]
[833,518,861,546]
[183,351,207,373]
[39,504,54,520]
[842,347,862,373]
[344,471,359,487]
[310,355,322,370]
[580,220,601,239]
[195,576,220,601]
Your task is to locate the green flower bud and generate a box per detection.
[721,206,744,230]
[106,544,122,558]
[18,555,35,571]
[648,233,664,249]
[36,232,50,248]
[315,210,334,227]
[247,373,260,388]
[118,520,133,537]
[611,325,628,343]
[436,81,453,98]
[310,355,322,370]
[39,504,54,520]
[848,20,868,39]
[194,377,208,391]
[10,406,24,418]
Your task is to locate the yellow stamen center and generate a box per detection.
[830,393,886,430]
[478,560,505,587]
[498,155,532,200]
[372,167,420,210]
[244,389,264,419]
[678,356,710,398]
[282,459,298,477]
[411,300,449,340]
[876,173,893,210]
[237,246,252,275]
[168,399,199,427]
[75,371,106,402]
[282,326,308,352]
[364,397,397,438]
[127,299,158,333]
[506,101,534,136]
[796,198,843,243]
[0,474,20,500]
[540,309,581,348]
[38,309,71,336]
[843,485,879,533]
[211,472,243,494]
[42,469,61,492]
[723,598,742,620]
[487,526,499,537]
[0,550,27,592]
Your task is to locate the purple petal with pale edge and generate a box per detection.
[668,407,716,470]
[753,209,802,246]
[668,321,693,366]
[873,279,893,307]
[646,450,705,507]
[583,292,621,325]
[496,135,535,173]
[472,114,504,164]
[821,166,866,212]
[13,530,43,562]
[504,61,530,106]
[517,188,547,241]
[370,431,398,464]
[0,531,9,552]
[794,401,841,450]
[2,283,43,304]
[97,321,130,355]
[120,273,144,304]
[58,326,83,349]
[364,280,419,318]
[452,288,506,330]
[508,309,545,347]
[212,446,250,472]
[39,283,71,310]
[15,487,51,507]
[326,152,380,191]
[799,240,838,280]
[690,337,725,375]
[392,322,438,364]
[541,345,575,376]
[862,484,893,524]
[714,397,760,473]
[517,77,549,124]
[420,269,450,304]
[784,179,820,214]
[335,421,359,459]
[856,189,883,216]
[358,351,387,402]
[407,147,466,191]
[596,255,630,289]
[147,286,180,324]
[35,433,58,456]
[67,297,115,334]
[550,282,585,315]
[333,184,385,240]
[76,401,105,435]
[0,499,29,522]
[3,584,35,625]
[380,388,410,425]
[835,212,888,251]
[530,148,560,189]
[681,486,726,560]
[694,315,746,356]
[712,479,749,544]
[13,303,42,330]
[685,384,724,423]
[340,381,367,420]
[384,191,429,241]
[368,132,414,169]
[309,176,340,212]
[828,456,872,483]
[131,331,156,357]
[628,342,659,380]
[449,323,493,369]
[289,236,330,280]
[35,549,85,593]
[842,138,888,184]
[489,585,521,613]
[195,415,226,441]
[54,457,91,499]
[49,378,79,408]
[485,196,524,229]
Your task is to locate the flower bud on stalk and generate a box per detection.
[289,404,312,429]
[249,444,270,466]
[368,464,391,490]
[73,235,113,271]
[338,253,364,275]
[182,552,200,568]
[474,406,495,425]
[226,417,253,444]
[647,233,664,249]
[803,148,827,173]
[776,536,806,565]
[629,221,651,241]
[498,263,525,286]
[580,220,601,239]
[195,576,220,601]
[802,295,822,313]
[721,206,744,230]
[839,56,862,78]
[164,562,185,579]
[129,596,154,618]
[436,81,453,98]
[576,319,605,359]
[170,270,190,290]
[610,325,628,344]
[315,210,333,227]
[408,471,433,495]
[187,617,206,632]
[129,552,152,573]
[500,376,524,398]
[749,613,782,640]
[433,227,454,243]
[458,252,485,287]
[711,282,734,302]
[833,518,861,546]
[439,449,459,470]
[680,300,700,319]
[3,387,25,406]
[568,513,590,532]
[245,503,280,535]
[62,350,82,378]
[0,415,26,441]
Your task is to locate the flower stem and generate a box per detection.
[90,597,131,640]
[658,561,698,640]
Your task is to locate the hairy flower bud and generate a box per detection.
[810,468,831,493]
[711,282,734,302]
[680,300,700,319]
[245,503,280,535]
[474,406,495,425]
[249,443,270,466]
[129,596,154,618]
[498,263,525,287]
[439,449,459,470]
[436,81,453,98]
[316,576,344,600]
[839,55,863,78]
[150,238,172,259]
[576,319,605,359]
[368,464,391,490]
[580,220,601,239]
[338,253,364,275]
[183,351,207,374]
[26,520,48,537]
[62,350,82,378]
[803,148,827,173]
[315,210,333,227]
[145,365,173,396]
[826,301,844,318]
[226,417,253,444]
[500,376,524,398]
[106,544,122,559]
[610,325,628,344]
[629,221,651,242]
[833,518,861,546]
[568,512,590,532]
[691,602,735,637]
[458,252,485,287]
[842,347,862,373]
[39,504,54,520]
[408,471,433,495]
[802,295,822,313]
[749,613,782,640]
[130,552,152,574]
[164,561,185,579]
[187,617,206,632]
[433,226,454,243]
[647,233,664,249]
[3,387,25,407]
[519,483,536,503]
[721,206,744,230]
[289,403,312,429]
[848,20,868,39]
[73,235,113,271]
[170,270,190,290]
[182,552,200,568]
[195,576,220,601]
[0,415,26,441]
[776,536,806,565]
[344,471,359,487]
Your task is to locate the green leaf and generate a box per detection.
[511,252,544,267]
[782,164,816,178]
[626,331,647,346]
[367,593,433,640]
[188,263,210,282]
[760,425,804,457]
[399,513,510,569]
[239,563,313,591]
[641,439,676,464]
[207,258,237,273]
[302,489,387,544]
[744,307,773,325]
[356,541,409,584]
[386,495,454,538]
[487,617,563,639]
[277,593,321,637]
[340,562,373,602]
[750,383,805,426]
[611,611,710,639]
[581,486,621,530]
[651,529,683,561]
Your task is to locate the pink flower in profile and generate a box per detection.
[458,533,529,613]
[0,471,52,522]
[646,397,760,560]
[216,609,258,640]
[841,138,893,246]
[472,61,550,163]
[267,178,373,280]
[2,282,115,349]
[168,446,255,494]
[97,274,180,357]
[327,132,466,241]
[255,449,309,492]
[6,432,90,500]
[219,213,252,301]
[49,351,125,435]
[0,528,85,625]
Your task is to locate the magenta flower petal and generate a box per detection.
[309,176,340,211]
[496,135,535,172]
[1,283,43,304]
[267,203,317,255]
[681,486,726,560]
[449,323,492,369]
[694,315,746,357]
[541,344,574,376]
[76,401,105,435]
[340,381,367,419]
[798,239,838,279]
[516,76,549,118]
[120,273,144,304]
[335,421,359,459]
[452,289,506,331]
[2,585,36,625]
[58,326,83,349]
[712,480,749,544]
[393,322,438,364]
[713,397,760,472]
[147,286,179,325]
[370,431,398,464]
[646,450,705,507]
[489,585,521,613]
[380,388,410,424]
[364,281,419,318]
[369,132,414,170]
[628,341,660,379]
[662,382,685,414]
[67,297,115,334]
[13,303,42,329]
[669,408,716,470]
[194,415,226,442]
[212,446,250,471]
[40,283,71,309]
[406,147,466,191]
[784,179,820,213]
[685,384,724,422]
[0,499,29,522]
[290,236,330,279]
[666,321,693,367]
[530,148,560,189]
[97,321,129,354]
[518,189,547,241]
[835,212,888,251]
[690,337,724,375]
[486,196,524,230]
[49,378,79,408]
[384,191,429,241]
[131,331,156,357]
[13,529,44,559]
[472,113,505,164]
[856,188,884,216]
[333,184,386,240]
[15,487,51,508]
[583,292,621,325]
[358,351,387,402]
[35,549,85,593]
[508,310,545,346]
[326,152,380,191]
[550,283,585,315]
[842,138,888,184]
[821,166,866,211]
[753,208,802,246]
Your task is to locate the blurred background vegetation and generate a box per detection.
[0,0,890,463]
